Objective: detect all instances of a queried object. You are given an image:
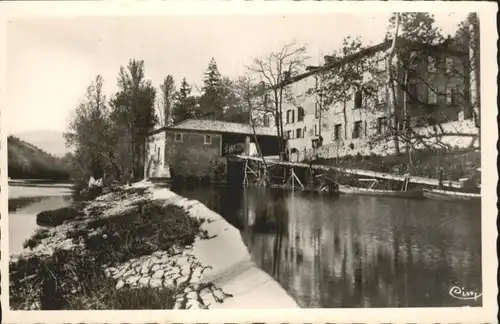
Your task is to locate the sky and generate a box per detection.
[6,12,468,135]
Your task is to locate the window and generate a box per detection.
[408,83,418,102]
[334,124,342,141]
[285,130,292,140]
[174,133,183,142]
[445,57,454,74]
[286,110,295,124]
[427,86,437,105]
[354,90,363,108]
[157,147,160,161]
[377,86,387,104]
[427,56,437,72]
[296,128,302,139]
[204,135,212,145]
[376,117,389,134]
[297,107,305,122]
[263,115,270,127]
[353,121,363,139]
[314,124,318,136]
[446,87,457,105]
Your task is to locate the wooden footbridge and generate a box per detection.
[229,155,463,190]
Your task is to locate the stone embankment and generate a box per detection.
[11,180,299,309]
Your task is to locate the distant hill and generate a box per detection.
[14,130,70,157]
[7,135,71,180]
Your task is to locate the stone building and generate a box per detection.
[275,37,479,162]
[145,119,279,183]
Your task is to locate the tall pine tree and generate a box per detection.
[199,58,224,120]
[172,78,198,123]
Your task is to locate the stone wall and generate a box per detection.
[165,131,226,182]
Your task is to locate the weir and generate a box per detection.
[230,154,463,189]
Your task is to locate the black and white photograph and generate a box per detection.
[1,1,497,323]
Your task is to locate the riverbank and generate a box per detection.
[9,180,299,310]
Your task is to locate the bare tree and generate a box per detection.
[248,41,309,160]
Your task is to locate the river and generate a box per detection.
[8,183,73,255]
[8,183,482,308]
[172,185,482,308]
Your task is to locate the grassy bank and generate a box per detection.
[9,184,215,310]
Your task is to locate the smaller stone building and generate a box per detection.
[145,119,279,183]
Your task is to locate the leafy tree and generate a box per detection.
[172,78,199,123]
[199,58,225,120]
[157,75,176,127]
[248,41,309,160]
[109,60,157,180]
[65,75,118,180]
[385,12,444,44]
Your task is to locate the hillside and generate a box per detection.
[14,130,70,157]
[8,135,71,180]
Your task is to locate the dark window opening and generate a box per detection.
[297,107,305,122]
[354,90,363,108]
[263,115,270,127]
[353,121,363,139]
[296,128,302,138]
[377,117,389,134]
[334,124,342,140]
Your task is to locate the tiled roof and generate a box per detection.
[154,119,278,137]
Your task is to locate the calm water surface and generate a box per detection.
[8,184,73,255]
[173,185,482,308]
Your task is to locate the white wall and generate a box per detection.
[145,131,170,178]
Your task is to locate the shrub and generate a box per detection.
[23,228,51,250]
[12,199,207,310]
[36,207,84,227]
[69,203,205,264]
[9,248,177,310]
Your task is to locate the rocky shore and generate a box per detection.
[10,180,299,310]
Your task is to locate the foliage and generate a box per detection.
[9,249,177,310]
[64,75,118,182]
[75,202,207,264]
[199,58,225,120]
[385,12,444,44]
[172,78,199,124]
[7,135,71,180]
[36,207,84,227]
[23,228,51,250]
[157,75,176,127]
[110,59,158,180]
[10,196,207,310]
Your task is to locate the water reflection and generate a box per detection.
[9,191,73,255]
[175,185,482,308]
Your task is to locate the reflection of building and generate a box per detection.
[271,37,479,161]
[144,119,279,181]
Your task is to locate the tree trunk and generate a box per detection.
[278,88,285,161]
